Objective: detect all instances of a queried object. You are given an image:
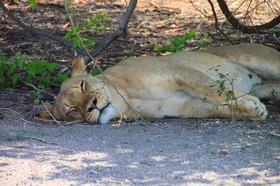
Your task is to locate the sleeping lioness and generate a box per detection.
[39,43,280,124]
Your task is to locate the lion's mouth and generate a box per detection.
[87,99,110,113]
[86,98,111,124]
[99,102,110,113]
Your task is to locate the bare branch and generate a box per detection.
[189,0,209,18]
[207,0,234,45]
[21,81,56,98]
[216,0,280,34]
[0,0,138,61]
[0,0,89,57]
[85,0,138,64]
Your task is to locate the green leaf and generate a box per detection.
[87,37,95,47]
[64,30,74,39]
[154,46,162,52]
[24,75,32,83]
[102,12,108,19]
[218,73,226,79]
[172,37,182,47]
[153,44,172,53]
[7,63,17,76]
[12,73,20,86]
[28,0,36,11]
[27,60,46,76]
[72,24,81,35]
[0,52,8,62]
[38,84,45,90]
[56,73,68,84]
[16,57,25,68]
[182,31,196,41]
[27,63,35,77]
[207,84,216,88]
[65,0,73,7]
[175,46,185,52]
[45,62,56,72]
[15,51,22,57]
[0,62,5,78]
[27,60,56,77]
[27,62,37,76]
[73,36,80,48]
[85,21,95,29]
[40,76,51,87]
[90,68,101,76]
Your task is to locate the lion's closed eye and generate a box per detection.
[80,81,86,92]
[65,107,77,114]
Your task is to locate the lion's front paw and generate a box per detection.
[95,92,109,110]
[85,109,100,123]
[236,96,267,120]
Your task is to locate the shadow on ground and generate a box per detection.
[0,113,279,185]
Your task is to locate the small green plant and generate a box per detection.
[30,85,45,104]
[0,51,68,91]
[28,0,37,11]
[63,1,110,76]
[198,33,211,46]
[207,65,238,123]
[63,9,112,49]
[90,68,101,76]
[6,129,43,141]
[153,31,196,53]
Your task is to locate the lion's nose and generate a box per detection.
[87,105,96,112]
[87,98,98,112]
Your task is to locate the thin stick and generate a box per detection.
[189,0,209,18]
[25,136,56,145]
[41,101,61,124]
[21,81,56,98]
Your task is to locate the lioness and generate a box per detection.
[40,43,280,124]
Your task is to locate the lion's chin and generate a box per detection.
[98,104,115,124]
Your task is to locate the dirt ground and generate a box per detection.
[0,0,280,185]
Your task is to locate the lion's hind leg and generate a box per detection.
[174,69,267,120]
[253,82,280,101]
[201,95,267,120]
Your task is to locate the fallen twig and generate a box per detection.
[41,100,61,124]
[269,132,280,138]
[25,136,56,145]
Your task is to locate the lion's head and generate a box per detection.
[39,58,111,124]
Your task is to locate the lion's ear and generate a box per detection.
[39,105,58,124]
[71,58,87,77]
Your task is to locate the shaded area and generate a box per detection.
[0,119,280,185]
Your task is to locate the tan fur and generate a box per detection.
[39,43,280,124]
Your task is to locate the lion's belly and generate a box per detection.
[125,91,205,118]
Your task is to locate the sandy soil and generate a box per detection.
[0,90,279,185]
[0,0,280,185]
